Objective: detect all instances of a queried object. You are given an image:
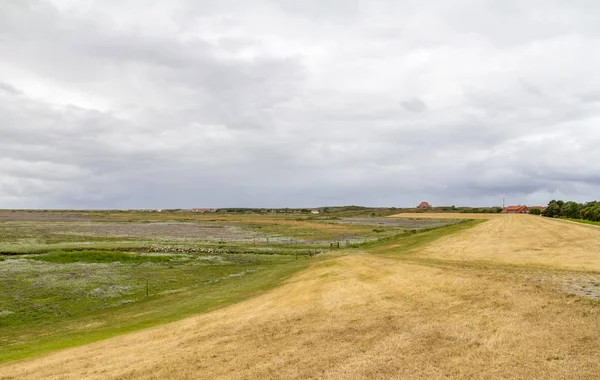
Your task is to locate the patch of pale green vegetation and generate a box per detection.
[28,249,174,264]
[0,253,307,362]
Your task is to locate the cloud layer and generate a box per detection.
[2,0,600,208]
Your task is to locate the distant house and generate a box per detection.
[311,210,320,214]
[416,202,432,209]
[502,205,529,214]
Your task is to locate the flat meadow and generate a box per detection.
[0,209,460,362]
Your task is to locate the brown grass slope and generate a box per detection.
[2,215,600,379]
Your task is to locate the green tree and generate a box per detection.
[542,201,561,218]
[561,201,581,219]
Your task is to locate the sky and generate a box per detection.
[2,0,600,209]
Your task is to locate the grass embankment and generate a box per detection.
[361,219,483,253]
[0,219,475,363]
[0,255,309,363]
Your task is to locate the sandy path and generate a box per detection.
[2,216,600,379]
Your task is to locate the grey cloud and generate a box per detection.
[401,98,427,113]
[519,80,545,97]
[0,82,21,95]
[1,0,600,208]
[577,93,600,103]
[273,0,360,21]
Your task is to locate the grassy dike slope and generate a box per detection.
[0,255,308,363]
[3,217,600,379]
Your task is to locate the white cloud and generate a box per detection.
[1,0,600,208]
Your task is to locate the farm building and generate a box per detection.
[311,210,320,214]
[502,205,529,214]
[416,202,432,209]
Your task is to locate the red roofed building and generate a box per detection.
[417,202,432,209]
[502,205,529,214]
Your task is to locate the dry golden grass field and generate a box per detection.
[2,215,600,379]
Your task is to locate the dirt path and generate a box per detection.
[2,216,600,379]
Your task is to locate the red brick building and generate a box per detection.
[417,202,432,209]
[502,205,529,214]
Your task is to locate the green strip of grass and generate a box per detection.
[27,250,172,264]
[562,218,600,227]
[368,219,484,255]
[0,257,311,363]
[0,241,150,255]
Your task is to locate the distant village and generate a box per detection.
[145,203,548,215]
[144,203,545,216]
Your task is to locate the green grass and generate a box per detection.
[368,219,484,255]
[0,239,151,255]
[0,254,307,363]
[27,250,173,264]
[563,218,600,227]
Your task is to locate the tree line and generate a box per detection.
[542,200,600,222]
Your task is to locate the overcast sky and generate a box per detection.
[2,0,600,209]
